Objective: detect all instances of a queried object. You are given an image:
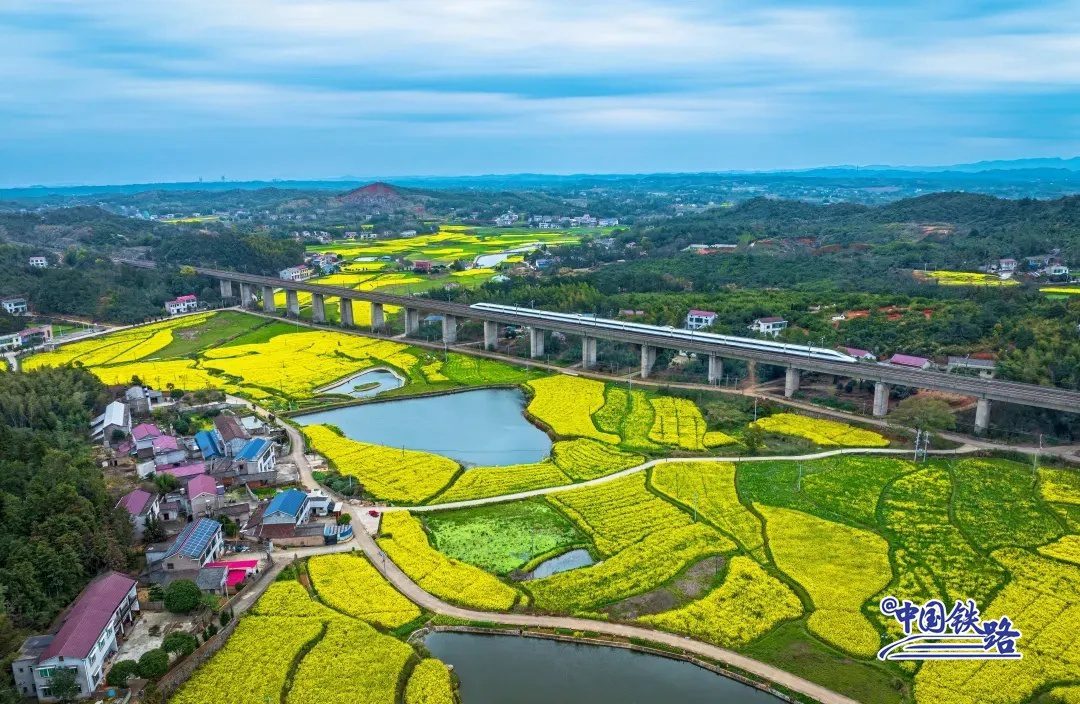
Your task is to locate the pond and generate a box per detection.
[318,368,403,398]
[424,633,781,704]
[293,388,552,467]
[527,549,594,579]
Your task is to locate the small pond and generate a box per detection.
[424,633,781,704]
[319,369,404,398]
[527,549,594,579]
[293,388,551,466]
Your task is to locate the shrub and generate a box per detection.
[106,660,139,688]
[164,580,202,614]
[162,632,198,657]
[137,649,170,679]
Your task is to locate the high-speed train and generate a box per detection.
[470,302,858,364]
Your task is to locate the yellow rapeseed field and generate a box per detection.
[377,512,519,610]
[757,504,892,657]
[639,556,803,647]
[751,413,889,447]
[308,553,421,628]
[526,376,620,443]
[287,619,413,704]
[303,425,459,503]
[921,270,1018,286]
[404,659,456,704]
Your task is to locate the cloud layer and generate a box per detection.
[1,0,1078,185]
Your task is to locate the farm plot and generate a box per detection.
[303,425,459,504]
[308,553,421,628]
[547,473,694,555]
[593,386,660,451]
[526,376,620,443]
[405,659,456,704]
[648,397,735,450]
[639,556,803,648]
[757,505,892,658]
[650,462,765,560]
[423,499,585,574]
[951,458,1063,549]
[526,523,734,613]
[377,512,519,610]
[750,413,889,448]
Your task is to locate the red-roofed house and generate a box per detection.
[152,435,186,465]
[11,571,138,700]
[843,347,877,361]
[886,353,933,370]
[165,294,198,316]
[685,309,718,330]
[157,461,206,480]
[116,489,160,541]
[186,474,220,518]
[205,559,262,588]
[130,423,162,453]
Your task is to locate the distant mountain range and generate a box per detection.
[3,157,1078,199]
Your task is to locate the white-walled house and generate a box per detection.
[116,489,160,542]
[164,295,198,316]
[234,438,276,475]
[213,414,250,457]
[749,317,788,337]
[11,572,139,701]
[28,256,48,268]
[90,402,130,447]
[685,309,718,330]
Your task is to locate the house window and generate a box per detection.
[38,667,53,678]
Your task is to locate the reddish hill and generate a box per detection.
[336,182,404,207]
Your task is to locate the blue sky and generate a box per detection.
[1,0,1078,186]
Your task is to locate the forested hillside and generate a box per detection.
[0,368,133,702]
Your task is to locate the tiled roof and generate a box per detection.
[236,437,271,461]
[888,354,931,368]
[153,435,181,452]
[757,316,786,324]
[40,572,136,660]
[117,489,154,516]
[194,430,221,458]
[131,423,162,441]
[186,474,217,498]
[214,414,248,442]
[844,347,874,357]
[687,309,717,317]
[265,489,306,518]
[258,523,297,539]
[158,461,206,479]
[164,518,221,560]
[196,567,227,591]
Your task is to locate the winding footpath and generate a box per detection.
[262,409,877,704]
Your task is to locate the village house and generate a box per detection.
[130,423,162,454]
[998,258,1018,273]
[947,356,997,379]
[147,517,223,571]
[234,437,276,475]
[28,256,48,268]
[11,572,139,701]
[685,309,718,330]
[116,489,160,542]
[90,401,130,447]
[886,353,934,370]
[185,474,221,519]
[1,295,29,316]
[250,489,328,546]
[152,435,187,466]
[843,347,878,361]
[278,265,314,282]
[164,294,198,316]
[749,317,789,337]
[155,461,207,483]
[213,414,250,456]
[194,429,225,459]
[0,325,53,351]
[124,386,166,416]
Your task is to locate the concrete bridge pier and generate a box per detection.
[442,315,458,344]
[873,381,890,417]
[707,355,723,385]
[339,298,354,327]
[262,286,276,313]
[975,398,991,434]
[239,283,255,307]
[370,302,384,330]
[640,345,657,378]
[312,293,326,324]
[483,321,499,350]
[746,360,758,387]
[286,290,300,317]
[529,327,545,358]
[219,279,235,299]
[405,307,421,336]
[582,337,598,369]
[784,367,801,398]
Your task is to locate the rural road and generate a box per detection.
[245,399,866,704]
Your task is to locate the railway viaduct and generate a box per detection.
[122,261,1080,432]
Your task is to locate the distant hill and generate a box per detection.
[335,181,405,206]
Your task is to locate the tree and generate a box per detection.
[162,631,198,657]
[163,580,202,614]
[136,649,170,679]
[106,660,139,688]
[143,515,166,544]
[152,473,179,494]
[48,668,80,703]
[336,513,352,525]
[742,425,765,455]
[889,396,956,432]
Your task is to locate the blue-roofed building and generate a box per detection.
[151,517,223,572]
[263,489,311,527]
[195,430,223,459]
[235,437,276,475]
